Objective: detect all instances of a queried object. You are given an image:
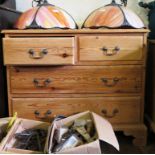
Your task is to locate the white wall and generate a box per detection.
[16,0,152,27]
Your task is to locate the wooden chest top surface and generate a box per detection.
[2,29,149,35]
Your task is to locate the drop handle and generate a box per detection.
[101,46,120,56]
[33,78,52,88]
[101,109,119,118]
[28,49,48,59]
[45,110,52,116]
[34,110,40,116]
[34,110,52,119]
[101,77,120,87]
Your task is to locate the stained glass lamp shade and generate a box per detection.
[15,0,77,29]
[82,0,144,29]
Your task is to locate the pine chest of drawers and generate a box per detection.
[2,29,149,146]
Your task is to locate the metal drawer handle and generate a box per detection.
[33,78,52,88]
[101,109,119,118]
[34,110,52,119]
[101,77,120,87]
[28,49,48,59]
[101,46,120,56]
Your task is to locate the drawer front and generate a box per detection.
[12,97,141,124]
[10,66,142,94]
[3,37,74,65]
[79,35,143,61]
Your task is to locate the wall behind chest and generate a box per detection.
[15,0,151,27]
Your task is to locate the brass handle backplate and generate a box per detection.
[28,49,48,59]
[101,46,120,56]
[34,110,52,119]
[101,109,119,118]
[33,78,52,88]
[101,77,120,87]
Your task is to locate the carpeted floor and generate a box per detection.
[101,131,155,154]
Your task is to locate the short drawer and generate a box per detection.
[79,35,143,62]
[12,97,141,124]
[3,37,75,65]
[10,66,142,94]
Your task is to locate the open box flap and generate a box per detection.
[92,112,119,151]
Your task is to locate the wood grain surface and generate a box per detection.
[10,66,142,94]
[79,35,143,61]
[2,29,149,146]
[3,37,75,65]
[12,97,141,124]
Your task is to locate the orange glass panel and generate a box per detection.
[15,5,77,29]
[46,6,70,27]
[83,6,124,28]
[14,7,38,29]
[36,6,75,29]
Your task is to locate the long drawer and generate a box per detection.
[12,97,141,124]
[10,66,142,94]
[3,37,75,65]
[79,35,143,62]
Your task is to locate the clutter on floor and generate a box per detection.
[0,118,49,154]
[14,129,47,152]
[52,117,97,153]
[46,111,119,154]
[0,111,119,154]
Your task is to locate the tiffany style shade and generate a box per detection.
[15,0,77,29]
[82,0,144,29]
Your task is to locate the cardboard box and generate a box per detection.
[0,118,50,154]
[45,111,119,154]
